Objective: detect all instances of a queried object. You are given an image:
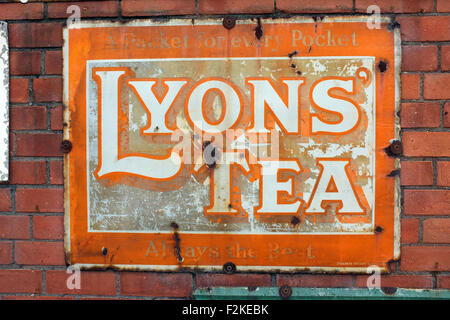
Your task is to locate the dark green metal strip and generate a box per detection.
[194,287,450,300]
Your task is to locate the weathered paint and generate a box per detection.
[64,17,400,272]
[0,22,8,182]
[193,287,450,300]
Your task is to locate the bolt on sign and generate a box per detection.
[0,22,8,182]
[64,17,401,272]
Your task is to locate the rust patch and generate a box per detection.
[378,60,388,72]
[375,226,383,234]
[387,169,400,177]
[288,50,298,58]
[254,18,263,40]
[170,222,183,263]
[290,216,301,226]
[381,287,397,295]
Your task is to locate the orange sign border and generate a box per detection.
[64,17,401,272]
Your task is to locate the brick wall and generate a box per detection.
[0,0,449,299]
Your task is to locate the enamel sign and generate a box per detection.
[64,17,400,272]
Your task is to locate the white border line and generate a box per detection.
[393,28,402,260]
[70,262,386,273]
[67,16,393,29]
[63,27,71,262]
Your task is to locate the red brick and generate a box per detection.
[46,270,116,295]
[8,23,63,48]
[403,132,450,157]
[401,74,420,100]
[199,0,274,14]
[10,106,47,130]
[15,241,65,266]
[401,46,437,71]
[44,51,62,75]
[401,103,440,128]
[442,46,450,71]
[276,275,353,288]
[3,295,75,300]
[445,102,450,128]
[122,0,196,16]
[400,161,433,186]
[80,297,128,300]
[401,218,419,244]
[48,1,119,18]
[0,216,30,239]
[356,274,433,289]
[424,74,450,100]
[9,78,29,104]
[398,16,450,42]
[33,78,62,102]
[0,189,11,212]
[277,0,352,12]
[0,242,12,264]
[9,51,41,76]
[50,161,63,185]
[423,218,450,243]
[0,3,44,20]
[10,161,47,185]
[9,133,15,158]
[0,270,42,293]
[33,216,64,240]
[120,272,193,297]
[16,188,64,213]
[404,190,450,215]
[437,161,450,186]
[400,246,450,271]
[50,106,63,130]
[16,133,62,157]
[197,274,271,288]
[356,0,433,12]
[437,0,450,12]
[437,275,450,289]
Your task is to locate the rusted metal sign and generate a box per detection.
[64,17,400,272]
[0,22,8,182]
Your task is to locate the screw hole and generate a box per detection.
[279,285,292,299]
[222,17,236,30]
[223,262,236,274]
[61,140,72,153]
[385,140,402,157]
